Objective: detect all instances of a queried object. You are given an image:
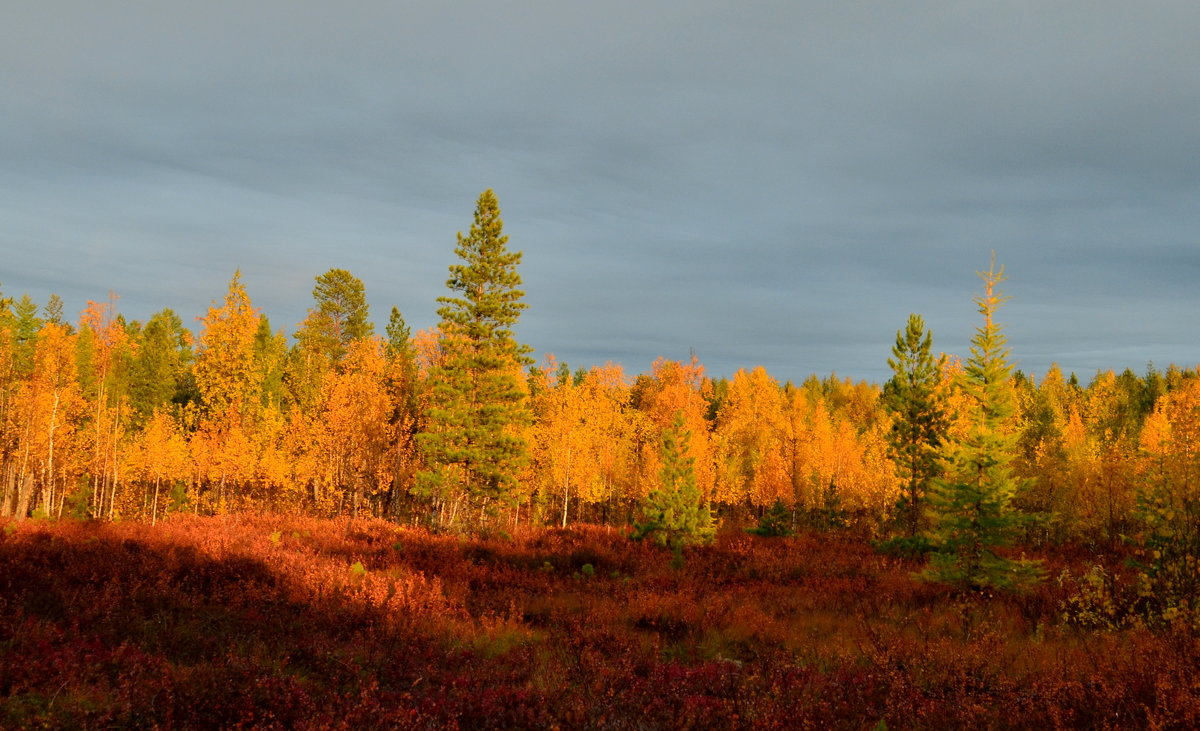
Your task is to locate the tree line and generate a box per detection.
[0,192,1197,599]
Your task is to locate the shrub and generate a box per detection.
[746,499,794,538]
[874,534,935,560]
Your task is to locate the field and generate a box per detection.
[1,514,1198,729]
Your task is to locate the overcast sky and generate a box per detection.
[2,1,1198,384]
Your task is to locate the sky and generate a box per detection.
[2,1,1198,385]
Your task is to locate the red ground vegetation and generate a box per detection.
[1,514,1197,729]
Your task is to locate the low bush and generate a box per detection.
[0,514,1196,728]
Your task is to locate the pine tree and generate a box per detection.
[416,190,533,527]
[923,257,1043,591]
[287,269,373,412]
[633,412,715,563]
[295,268,373,367]
[882,314,949,537]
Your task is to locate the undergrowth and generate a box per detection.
[0,514,1196,729]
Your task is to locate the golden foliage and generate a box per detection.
[193,273,262,417]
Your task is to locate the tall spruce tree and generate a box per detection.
[633,412,715,564]
[416,190,533,526]
[924,257,1043,591]
[882,314,949,537]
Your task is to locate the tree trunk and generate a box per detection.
[561,445,572,529]
[14,472,33,520]
[46,391,59,517]
[0,462,14,518]
[152,477,160,526]
[109,465,119,521]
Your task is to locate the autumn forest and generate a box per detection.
[2,191,1199,728]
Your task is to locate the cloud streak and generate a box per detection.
[2,1,1198,383]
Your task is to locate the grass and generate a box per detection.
[0,513,1197,729]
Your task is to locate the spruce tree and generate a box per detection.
[416,190,533,526]
[12,294,42,379]
[384,307,419,402]
[385,306,414,365]
[633,412,715,563]
[923,257,1043,591]
[882,314,949,537]
[747,498,794,537]
[127,308,194,426]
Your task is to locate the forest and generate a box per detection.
[1,191,1198,727]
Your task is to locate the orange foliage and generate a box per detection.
[411,327,444,378]
[1140,377,1200,506]
[10,323,87,517]
[633,357,714,500]
[1,277,1197,546]
[122,410,189,522]
[528,361,634,524]
[313,338,395,516]
[193,272,262,417]
[254,404,297,501]
[190,409,257,513]
[714,367,789,506]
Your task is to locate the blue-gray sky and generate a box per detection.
[3,1,1198,384]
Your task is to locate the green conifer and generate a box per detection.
[416,190,533,526]
[923,257,1043,591]
[747,498,794,537]
[384,306,420,419]
[12,294,42,379]
[633,412,715,562]
[286,268,373,411]
[127,309,195,425]
[882,314,949,537]
[297,268,374,365]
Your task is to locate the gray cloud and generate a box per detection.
[2,1,1198,384]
